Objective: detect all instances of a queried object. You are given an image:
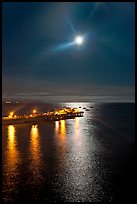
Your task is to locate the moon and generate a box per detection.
[74,35,84,45]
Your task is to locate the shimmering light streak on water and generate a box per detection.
[3,125,20,202]
[54,119,67,168]
[29,125,43,186]
[55,120,66,144]
[57,110,101,202]
[30,125,40,167]
[2,103,135,202]
[60,120,66,137]
[55,121,59,134]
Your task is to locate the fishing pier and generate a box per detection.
[2,107,84,125]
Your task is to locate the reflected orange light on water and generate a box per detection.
[55,120,67,145]
[54,120,67,169]
[8,125,15,147]
[3,125,20,199]
[30,125,40,163]
[30,125,42,183]
[55,121,59,134]
[60,120,66,138]
[55,120,66,138]
[7,125,19,166]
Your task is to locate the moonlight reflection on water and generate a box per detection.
[2,103,135,202]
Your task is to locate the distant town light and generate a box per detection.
[33,109,36,114]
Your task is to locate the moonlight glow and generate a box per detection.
[75,36,84,45]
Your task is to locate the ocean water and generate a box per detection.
[2,103,135,202]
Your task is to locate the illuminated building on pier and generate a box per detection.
[2,107,84,125]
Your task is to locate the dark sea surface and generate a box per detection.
[2,103,135,202]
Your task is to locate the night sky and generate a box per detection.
[2,2,135,102]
